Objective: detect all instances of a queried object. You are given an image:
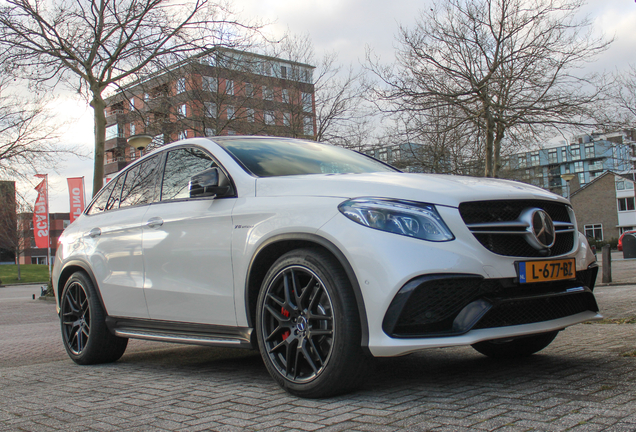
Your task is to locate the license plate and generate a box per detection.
[517,259,576,283]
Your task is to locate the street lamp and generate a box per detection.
[127,134,153,157]
[561,173,576,200]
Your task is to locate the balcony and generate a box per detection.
[104,158,129,176]
[105,108,125,123]
[588,161,604,171]
[105,136,127,151]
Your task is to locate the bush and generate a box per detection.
[587,237,618,251]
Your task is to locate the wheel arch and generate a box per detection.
[57,260,108,315]
[244,233,369,349]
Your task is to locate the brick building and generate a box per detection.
[0,181,17,264]
[17,213,69,265]
[570,171,636,242]
[104,47,316,179]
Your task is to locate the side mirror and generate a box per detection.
[189,167,232,198]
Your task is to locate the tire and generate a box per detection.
[60,271,128,365]
[471,331,559,359]
[256,248,370,398]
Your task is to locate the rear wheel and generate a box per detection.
[471,331,559,359]
[60,271,128,365]
[256,248,370,398]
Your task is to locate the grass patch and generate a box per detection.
[0,264,50,285]
[587,317,636,325]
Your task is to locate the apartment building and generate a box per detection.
[104,47,316,178]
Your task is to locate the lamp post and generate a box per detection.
[127,134,153,157]
[561,173,576,200]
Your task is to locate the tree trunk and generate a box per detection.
[90,90,107,197]
[493,123,505,178]
[16,253,21,281]
[484,109,495,177]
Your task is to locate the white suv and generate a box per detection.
[53,136,600,398]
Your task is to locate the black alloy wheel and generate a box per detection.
[256,248,370,398]
[261,265,335,383]
[60,271,128,365]
[61,278,91,355]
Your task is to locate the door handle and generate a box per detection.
[146,217,164,229]
[88,228,101,238]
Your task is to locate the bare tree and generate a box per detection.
[368,0,610,177]
[0,77,69,179]
[272,33,371,146]
[605,64,636,129]
[0,0,260,196]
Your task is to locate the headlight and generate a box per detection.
[338,198,454,242]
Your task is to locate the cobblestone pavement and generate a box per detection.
[1,284,636,432]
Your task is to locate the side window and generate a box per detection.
[86,181,116,215]
[105,175,124,211]
[119,156,161,208]
[161,147,217,200]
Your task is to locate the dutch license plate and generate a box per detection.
[517,259,576,283]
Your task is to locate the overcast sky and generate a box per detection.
[25,0,636,212]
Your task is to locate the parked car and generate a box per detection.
[53,136,601,398]
[618,230,636,251]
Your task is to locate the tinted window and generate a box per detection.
[105,175,124,211]
[215,138,397,177]
[120,156,161,208]
[87,180,116,215]
[161,148,216,200]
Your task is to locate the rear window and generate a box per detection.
[215,138,396,177]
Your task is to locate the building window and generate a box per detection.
[144,93,150,101]
[177,77,186,94]
[585,144,595,159]
[130,148,136,160]
[518,155,526,168]
[205,128,215,137]
[264,110,275,125]
[247,108,255,123]
[302,92,312,112]
[245,82,254,98]
[561,148,567,161]
[578,172,585,185]
[262,62,272,76]
[178,104,187,117]
[618,197,635,211]
[617,181,625,190]
[570,145,581,160]
[130,123,135,136]
[281,65,287,79]
[227,129,236,135]
[283,112,291,126]
[263,86,274,101]
[620,227,635,235]
[548,149,557,164]
[202,76,218,92]
[573,161,583,172]
[584,224,603,240]
[627,181,634,190]
[303,117,314,136]
[129,98,135,110]
[530,152,539,166]
[178,130,187,140]
[227,105,235,120]
[226,80,234,95]
[302,69,312,83]
[204,102,217,118]
[282,89,289,103]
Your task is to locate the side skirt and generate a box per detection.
[105,317,254,349]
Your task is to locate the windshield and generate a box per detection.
[214,137,398,177]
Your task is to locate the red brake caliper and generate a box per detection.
[281,307,290,340]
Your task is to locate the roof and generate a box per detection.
[570,171,634,198]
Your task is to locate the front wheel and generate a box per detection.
[60,271,128,365]
[256,248,370,398]
[471,331,559,359]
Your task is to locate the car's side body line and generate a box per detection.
[244,232,370,350]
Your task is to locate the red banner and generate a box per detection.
[33,175,49,249]
[67,177,85,223]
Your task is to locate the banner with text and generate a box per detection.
[67,177,85,223]
[33,174,49,249]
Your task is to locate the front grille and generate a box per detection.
[459,200,575,257]
[472,292,598,329]
[384,267,598,338]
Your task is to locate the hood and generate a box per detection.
[255,172,568,208]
